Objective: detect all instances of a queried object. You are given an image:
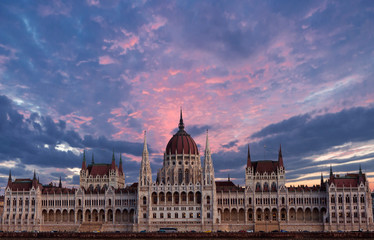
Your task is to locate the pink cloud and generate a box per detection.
[60,113,93,129]
[38,1,71,17]
[104,30,139,55]
[99,55,116,65]
[86,0,100,6]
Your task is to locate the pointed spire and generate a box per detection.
[82,150,87,170]
[119,153,123,174]
[278,144,284,167]
[143,131,148,154]
[205,129,210,153]
[33,170,36,180]
[7,170,12,188]
[59,176,62,188]
[320,172,324,186]
[228,174,230,182]
[330,165,333,176]
[178,107,185,131]
[139,130,152,186]
[247,144,251,168]
[91,153,94,165]
[111,149,116,169]
[359,164,364,184]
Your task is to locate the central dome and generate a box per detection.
[165,111,199,155]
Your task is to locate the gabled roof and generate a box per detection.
[9,179,33,191]
[329,173,365,187]
[252,160,279,173]
[87,163,113,176]
[216,181,244,192]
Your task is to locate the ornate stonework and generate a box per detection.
[1,113,373,232]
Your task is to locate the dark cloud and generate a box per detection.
[171,124,211,137]
[251,107,374,158]
[0,95,144,188]
[221,140,239,149]
[212,106,374,184]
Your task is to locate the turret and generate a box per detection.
[139,131,152,186]
[119,153,124,175]
[32,170,38,188]
[58,176,62,188]
[278,144,284,167]
[7,170,12,188]
[359,165,364,184]
[82,150,87,170]
[246,144,251,168]
[203,130,215,185]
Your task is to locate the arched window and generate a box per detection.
[256,182,261,191]
[353,195,357,203]
[143,196,147,205]
[178,169,183,184]
[271,182,277,191]
[345,195,350,203]
[263,182,269,191]
[338,195,342,203]
[360,195,365,204]
[185,169,190,183]
[207,196,210,204]
[331,195,335,204]
[248,197,252,205]
[282,197,285,205]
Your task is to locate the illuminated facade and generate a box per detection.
[1,112,373,232]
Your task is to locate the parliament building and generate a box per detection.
[1,112,373,232]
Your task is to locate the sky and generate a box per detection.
[0,0,374,193]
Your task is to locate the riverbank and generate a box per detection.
[1,231,374,239]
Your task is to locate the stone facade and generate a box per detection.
[0,113,373,232]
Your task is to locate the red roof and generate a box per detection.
[329,173,365,187]
[165,111,199,155]
[216,181,244,192]
[88,164,112,176]
[166,130,199,155]
[10,179,33,191]
[252,161,279,173]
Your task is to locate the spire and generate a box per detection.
[58,176,62,188]
[119,153,123,174]
[203,129,215,185]
[359,165,364,184]
[91,153,94,165]
[330,165,333,176]
[111,149,116,169]
[178,107,184,131]
[82,150,87,170]
[139,131,152,186]
[205,129,210,154]
[278,144,284,167]
[143,131,148,154]
[7,170,12,188]
[247,144,251,168]
[33,170,36,180]
[320,172,324,186]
